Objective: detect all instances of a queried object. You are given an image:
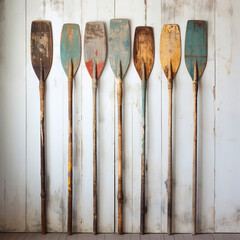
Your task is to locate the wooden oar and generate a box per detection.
[109,19,130,235]
[185,20,207,235]
[160,24,181,235]
[133,26,154,235]
[31,20,53,234]
[84,21,107,235]
[60,23,81,235]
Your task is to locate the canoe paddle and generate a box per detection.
[185,20,207,235]
[60,23,81,235]
[133,26,154,235]
[109,19,130,235]
[160,24,181,235]
[84,21,107,235]
[31,20,53,234]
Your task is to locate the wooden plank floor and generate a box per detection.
[0,233,240,240]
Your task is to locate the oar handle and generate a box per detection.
[167,60,173,235]
[92,62,98,235]
[192,62,198,235]
[68,60,73,235]
[117,61,123,235]
[39,59,46,234]
[140,62,146,235]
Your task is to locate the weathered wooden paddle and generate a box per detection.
[31,20,53,234]
[109,19,130,235]
[185,20,207,235]
[133,26,154,235]
[84,21,107,235]
[160,24,181,235]
[60,23,81,235]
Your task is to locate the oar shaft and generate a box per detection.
[39,59,46,234]
[167,78,173,235]
[117,64,123,235]
[67,60,73,235]
[140,62,146,235]
[192,63,198,235]
[93,63,98,235]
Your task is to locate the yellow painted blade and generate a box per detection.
[160,24,181,79]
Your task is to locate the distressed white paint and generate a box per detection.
[215,0,240,232]
[0,0,239,233]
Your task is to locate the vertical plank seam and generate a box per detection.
[62,0,65,232]
[113,0,116,233]
[25,0,28,232]
[144,0,147,26]
[213,0,216,233]
[80,0,83,232]
[160,0,163,233]
[131,89,133,233]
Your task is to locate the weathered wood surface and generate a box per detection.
[31,20,53,234]
[133,27,154,81]
[1,0,240,234]
[84,21,107,235]
[133,26,154,235]
[109,19,130,235]
[185,20,207,235]
[160,24,181,235]
[60,23,81,235]
[84,22,107,79]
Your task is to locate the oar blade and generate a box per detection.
[60,24,81,77]
[109,19,130,78]
[160,24,181,79]
[133,27,154,80]
[31,21,53,81]
[185,20,207,80]
[84,22,107,79]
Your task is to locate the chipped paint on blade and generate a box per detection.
[109,19,130,79]
[133,26,154,80]
[160,24,181,79]
[185,20,207,80]
[60,24,81,77]
[31,20,53,81]
[84,21,107,79]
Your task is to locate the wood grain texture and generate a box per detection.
[185,20,207,235]
[31,20,53,234]
[160,24,181,235]
[109,19,131,234]
[84,21,107,234]
[1,0,240,234]
[60,23,81,235]
[133,26,154,234]
[84,22,107,79]
[133,27,154,81]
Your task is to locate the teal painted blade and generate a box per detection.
[185,20,207,80]
[60,24,81,76]
[109,19,130,78]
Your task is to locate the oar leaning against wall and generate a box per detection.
[160,24,181,235]
[31,20,53,234]
[84,21,107,235]
[60,23,81,235]
[185,20,207,235]
[109,19,130,235]
[133,26,154,235]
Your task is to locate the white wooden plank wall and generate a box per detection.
[0,0,239,233]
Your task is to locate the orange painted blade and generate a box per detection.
[84,21,107,79]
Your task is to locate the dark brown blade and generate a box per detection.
[133,26,154,80]
[31,21,53,81]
